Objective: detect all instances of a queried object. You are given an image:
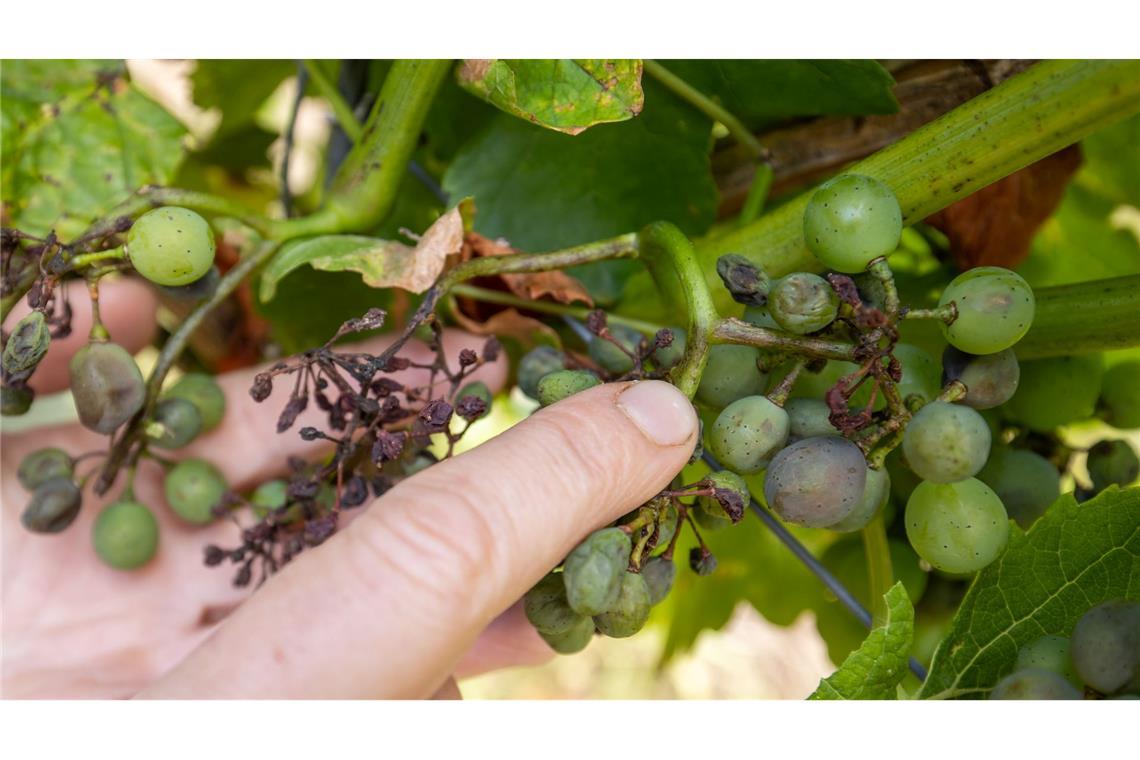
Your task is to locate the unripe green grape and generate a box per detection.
[803,174,902,273]
[905,478,1009,574]
[650,328,686,370]
[592,571,651,638]
[539,615,595,655]
[764,436,868,528]
[902,401,991,483]
[517,346,564,399]
[250,479,289,517]
[695,345,767,409]
[127,206,216,287]
[1003,354,1104,432]
[588,324,642,374]
[17,447,74,491]
[562,527,631,616]
[1101,361,1140,430]
[641,556,676,606]
[708,395,789,475]
[536,369,600,407]
[1070,601,1140,695]
[2,384,35,416]
[767,273,838,334]
[524,572,587,635]
[1086,439,1140,492]
[828,466,890,533]
[941,346,1020,410]
[977,447,1060,529]
[938,267,1035,355]
[893,344,941,404]
[2,310,50,374]
[69,342,146,434]
[164,458,227,525]
[92,500,159,570]
[697,469,751,520]
[742,305,779,329]
[164,372,226,431]
[455,380,493,418]
[22,477,82,534]
[692,502,732,531]
[1016,635,1082,689]
[990,668,1082,700]
[149,397,203,450]
[785,398,838,442]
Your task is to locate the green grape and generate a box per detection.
[650,328,686,370]
[828,465,890,532]
[697,469,750,521]
[1003,354,1104,432]
[802,174,902,273]
[539,615,595,655]
[893,344,941,404]
[588,324,643,374]
[524,573,587,635]
[164,372,226,431]
[767,273,838,334]
[707,395,789,475]
[22,477,82,534]
[941,347,1020,410]
[2,384,35,416]
[691,502,732,531]
[1016,635,1082,688]
[990,669,1082,700]
[938,266,1035,355]
[641,556,676,606]
[785,398,837,442]
[902,401,991,483]
[764,436,868,528]
[92,500,159,570]
[977,447,1061,529]
[1070,600,1140,694]
[164,458,228,525]
[517,346,564,399]
[1086,440,1140,492]
[69,342,146,434]
[149,397,203,450]
[251,479,289,517]
[592,571,651,638]
[127,206,216,287]
[905,478,1009,574]
[695,345,767,409]
[1101,361,1140,430]
[455,381,493,418]
[742,305,779,329]
[562,527,631,616]
[2,310,50,374]
[17,447,74,491]
[155,266,220,302]
[536,370,600,407]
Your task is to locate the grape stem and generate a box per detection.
[712,318,858,361]
[902,304,956,324]
[70,247,126,270]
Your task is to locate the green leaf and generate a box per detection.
[2,60,186,240]
[191,59,294,137]
[259,202,466,302]
[919,487,1140,700]
[659,60,898,130]
[443,79,717,304]
[457,59,643,135]
[809,583,914,700]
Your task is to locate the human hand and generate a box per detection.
[2,280,698,699]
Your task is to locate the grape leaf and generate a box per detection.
[1,60,186,240]
[457,59,643,135]
[259,203,467,302]
[918,487,1140,700]
[658,60,898,130]
[442,79,716,304]
[809,583,914,700]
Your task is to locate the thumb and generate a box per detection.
[141,380,697,699]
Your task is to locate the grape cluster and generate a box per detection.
[991,600,1140,699]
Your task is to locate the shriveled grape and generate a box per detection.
[641,556,676,606]
[525,572,586,635]
[17,447,74,491]
[539,615,595,655]
[69,342,146,434]
[2,310,50,374]
[697,469,750,521]
[592,571,651,638]
[22,477,82,534]
[767,272,838,334]
[562,527,631,616]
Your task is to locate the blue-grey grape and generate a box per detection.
[990,668,1082,700]
[763,436,868,528]
[977,447,1060,529]
[1070,600,1140,694]
[941,347,1020,410]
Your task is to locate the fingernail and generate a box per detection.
[617,380,697,447]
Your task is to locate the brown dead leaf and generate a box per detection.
[463,232,593,306]
[926,146,1082,270]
